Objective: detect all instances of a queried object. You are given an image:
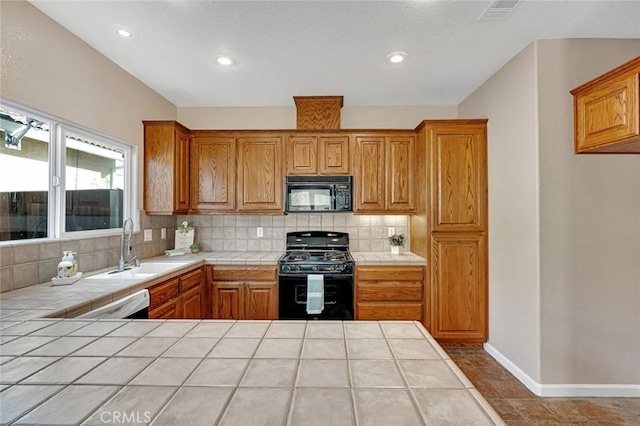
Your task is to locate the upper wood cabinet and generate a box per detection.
[287,134,350,175]
[190,134,236,212]
[143,121,190,214]
[353,136,386,211]
[237,135,284,212]
[428,124,487,233]
[353,133,415,213]
[287,136,317,174]
[571,56,640,154]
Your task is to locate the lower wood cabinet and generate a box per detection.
[210,265,278,320]
[148,267,205,319]
[429,233,487,346]
[355,266,424,321]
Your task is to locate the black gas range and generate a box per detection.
[278,231,354,320]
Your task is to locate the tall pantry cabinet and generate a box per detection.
[411,120,488,347]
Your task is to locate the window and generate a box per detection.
[0,102,135,241]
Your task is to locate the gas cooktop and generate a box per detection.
[279,231,354,275]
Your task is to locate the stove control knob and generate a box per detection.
[295,265,301,272]
[312,266,319,271]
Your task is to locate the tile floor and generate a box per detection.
[0,319,504,425]
[446,348,640,425]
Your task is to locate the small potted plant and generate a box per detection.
[388,234,406,255]
[189,242,201,254]
[178,221,193,234]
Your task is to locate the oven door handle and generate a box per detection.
[278,273,353,279]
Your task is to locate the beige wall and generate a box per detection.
[459,43,541,382]
[461,38,640,388]
[536,39,640,385]
[0,1,177,291]
[0,0,177,208]
[178,105,458,130]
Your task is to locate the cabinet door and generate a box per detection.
[212,282,244,319]
[143,122,190,214]
[353,136,385,212]
[287,136,317,175]
[244,282,278,320]
[181,284,202,319]
[574,72,639,153]
[386,135,415,212]
[237,136,284,211]
[319,135,350,175]
[430,233,487,342]
[174,128,190,212]
[430,124,487,232]
[150,299,181,320]
[190,135,236,211]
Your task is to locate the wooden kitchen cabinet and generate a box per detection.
[353,133,415,213]
[412,120,488,347]
[143,121,190,214]
[430,233,486,343]
[429,124,486,233]
[190,134,236,212]
[148,267,205,319]
[286,134,350,175]
[237,135,284,212]
[287,136,317,174]
[211,265,278,320]
[571,56,640,154]
[355,266,424,321]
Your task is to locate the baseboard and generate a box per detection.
[483,343,640,397]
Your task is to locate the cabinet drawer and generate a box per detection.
[180,267,203,292]
[358,282,422,302]
[357,302,422,321]
[149,298,181,319]
[212,265,277,281]
[357,266,423,281]
[149,278,180,311]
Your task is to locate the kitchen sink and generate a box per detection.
[85,262,183,280]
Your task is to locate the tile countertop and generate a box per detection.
[0,319,504,425]
[0,251,426,322]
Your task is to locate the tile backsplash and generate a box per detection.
[177,213,409,253]
[0,212,409,293]
[0,213,175,293]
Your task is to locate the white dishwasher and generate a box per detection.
[78,289,150,319]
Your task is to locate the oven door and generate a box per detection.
[278,273,353,320]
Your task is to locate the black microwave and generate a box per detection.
[285,176,352,213]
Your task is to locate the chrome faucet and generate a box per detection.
[118,218,138,271]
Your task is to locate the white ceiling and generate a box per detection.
[29,0,640,108]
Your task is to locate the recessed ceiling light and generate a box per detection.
[116,29,132,38]
[386,52,407,64]
[215,55,235,66]
[111,25,133,39]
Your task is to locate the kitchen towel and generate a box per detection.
[164,248,187,257]
[306,274,324,315]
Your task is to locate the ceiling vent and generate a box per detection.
[478,0,520,20]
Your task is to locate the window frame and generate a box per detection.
[0,98,137,243]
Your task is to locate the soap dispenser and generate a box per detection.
[57,251,78,278]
